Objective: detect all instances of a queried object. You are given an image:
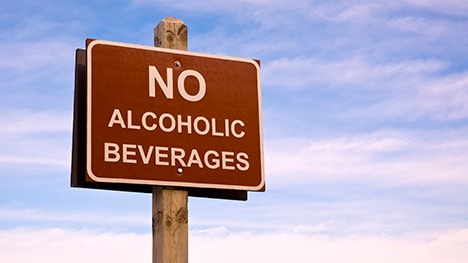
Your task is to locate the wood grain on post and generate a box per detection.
[152,187,188,263]
[154,16,188,51]
[152,16,189,263]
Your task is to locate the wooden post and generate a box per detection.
[152,17,189,263]
[152,187,188,263]
[154,16,188,50]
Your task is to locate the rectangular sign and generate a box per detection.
[85,39,264,191]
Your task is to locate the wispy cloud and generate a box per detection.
[0,228,150,263]
[265,129,468,185]
[0,109,71,169]
[191,228,468,263]
[1,227,467,263]
[263,56,468,121]
[0,207,148,227]
[0,109,70,135]
[1,0,467,261]
[263,56,446,89]
[403,0,468,17]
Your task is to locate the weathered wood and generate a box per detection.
[152,16,189,263]
[152,187,188,263]
[154,16,188,51]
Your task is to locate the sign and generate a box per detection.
[86,39,264,191]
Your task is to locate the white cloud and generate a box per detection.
[263,56,446,89]
[264,129,468,187]
[0,109,71,135]
[0,228,150,263]
[0,12,79,74]
[0,207,148,227]
[191,228,468,263]
[0,109,71,169]
[131,0,303,12]
[0,3,467,263]
[2,227,467,263]
[263,56,468,121]
[403,0,468,17]
[320,2,386,23]
[345,71,468,120]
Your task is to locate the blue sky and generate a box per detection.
[1,0,468,262]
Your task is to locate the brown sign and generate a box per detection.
[86,39,264,191]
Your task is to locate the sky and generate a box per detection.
[1,0,468,262]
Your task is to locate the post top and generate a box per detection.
[162,16,185,23]
[154,16,188,50]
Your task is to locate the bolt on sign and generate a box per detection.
[80,39,264,191]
